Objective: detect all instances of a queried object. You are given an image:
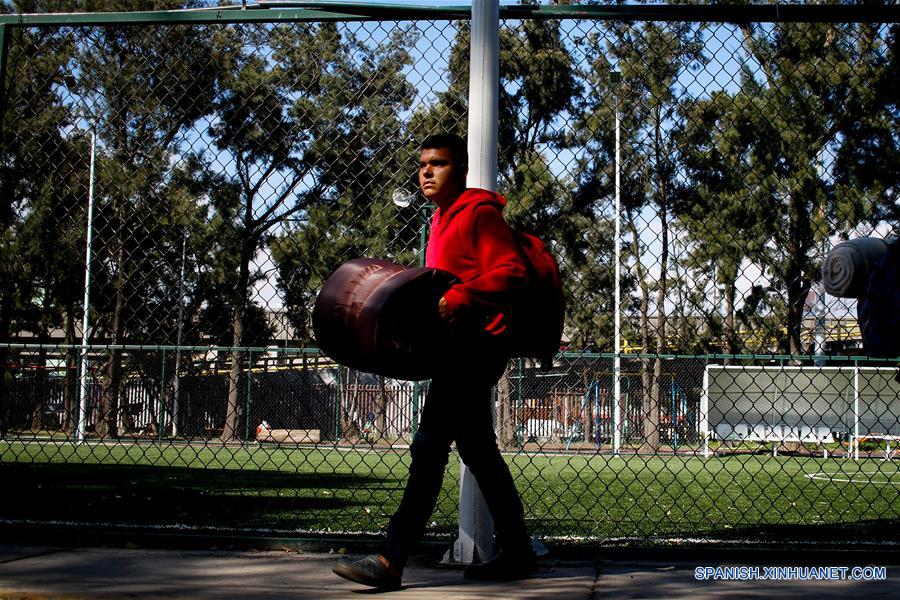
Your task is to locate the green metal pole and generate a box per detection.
[625,375,630,439]
[245,350,253,441]
[412,381,419,437]
[516,358,523,448]
[158,349,166,444]
[335,366,342,443]
[418,206,428,267]
[0,4,894,28]
[671,377,677,450]
[411,205,428,438]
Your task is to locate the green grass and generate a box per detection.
[3,439,900,543]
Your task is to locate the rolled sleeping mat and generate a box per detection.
[822,238,890,298]
[312,258,459,381]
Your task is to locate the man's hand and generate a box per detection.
[438,295,454,323]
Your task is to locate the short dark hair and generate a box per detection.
[420,133,468,169]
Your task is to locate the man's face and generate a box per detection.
[419,147,466,206]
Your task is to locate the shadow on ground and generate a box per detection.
[1,462,401,531]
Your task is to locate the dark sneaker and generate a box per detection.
[463,550,537,581]
[332,554,402,590]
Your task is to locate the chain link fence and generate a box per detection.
[1,2,899,547]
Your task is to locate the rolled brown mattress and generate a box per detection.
[312,258,459,380]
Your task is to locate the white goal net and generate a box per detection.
[700,365,900,457]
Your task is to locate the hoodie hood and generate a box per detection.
[426,188,509,271]
[438,187,506,221]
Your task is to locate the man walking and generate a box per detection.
[333,133,536,590]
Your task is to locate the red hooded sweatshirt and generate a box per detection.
[425,188,528,333]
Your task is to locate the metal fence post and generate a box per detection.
[0,23,8,438]
[671,377,677,450]
[245,349,253,441]
[158,348,166,444]
[411,381,419,437]
[454,0,499,565]
[516,357,523,448]
[335,365,342,443]
[418,204,428,267]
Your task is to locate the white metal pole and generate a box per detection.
[613,74,622,456]
[171,232,187,437]
[455,0,499,565]
[76,130,97,445]
[701,365,710,458]
[466,0,499,189]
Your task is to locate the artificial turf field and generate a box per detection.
[3,440,900,543]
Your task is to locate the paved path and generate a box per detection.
[1,545,898,598]
[0,546,595,599]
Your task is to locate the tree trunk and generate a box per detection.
[672,236,687,351]
[97,235,126,439]
[222,240,253,442]
[787,273,810,357]
[724,268,738,364]
[223,304,245,442]
[496,365,515,450]
[786,193,811,358]
[99,349,123,438]
[648,269,667,451]
[31,291,54,432]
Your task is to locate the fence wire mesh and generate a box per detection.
[1,3,899,547]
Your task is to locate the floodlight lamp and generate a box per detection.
[391,189,414,208]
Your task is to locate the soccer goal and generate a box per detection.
[700,365,900,459]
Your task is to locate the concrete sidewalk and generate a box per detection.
[1,545,899,599]
[0,546,596,599]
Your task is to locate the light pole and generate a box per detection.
[611,70,622,456]
[76,129,97,445]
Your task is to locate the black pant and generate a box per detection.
[381,356,531,568]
